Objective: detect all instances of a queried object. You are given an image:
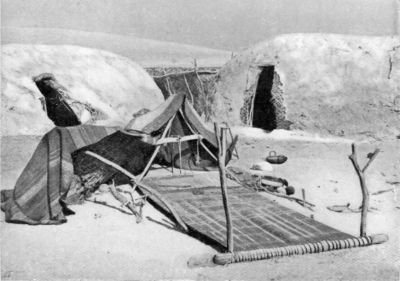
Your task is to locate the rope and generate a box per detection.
[171,141,175,174]
[222,122,239,159]
[169,135,183,173]
[166,127,174,174]
[178,137,182,174]
[195,135,201,165]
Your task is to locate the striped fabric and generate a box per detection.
[1,125,117,224]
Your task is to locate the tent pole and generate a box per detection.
[222,121,240,159]
[214,123,234,253]
[178,108,218,161]
[179,109,218,161]
[136,114,175,183]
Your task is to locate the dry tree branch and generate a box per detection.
[348,143,380,237]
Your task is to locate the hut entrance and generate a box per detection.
[252,66,277,131]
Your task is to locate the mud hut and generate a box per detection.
[1,44,164,135]
[214,34,400,139]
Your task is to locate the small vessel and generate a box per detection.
[265,151,288,164]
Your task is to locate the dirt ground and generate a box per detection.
[1,130,399,280]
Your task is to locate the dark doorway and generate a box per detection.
[252,66,277,131]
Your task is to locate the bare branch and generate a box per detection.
[362,148,380,173]
[348,142,379,237]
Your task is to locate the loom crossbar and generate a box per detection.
[213,234,388,265]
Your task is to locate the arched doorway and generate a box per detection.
[252,66,277,131]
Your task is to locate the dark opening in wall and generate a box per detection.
[252,66,277,131]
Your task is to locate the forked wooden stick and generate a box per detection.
[84,150,188,232]
[214,123,234,253]
[108,181,143,223]
[348,143,380,237]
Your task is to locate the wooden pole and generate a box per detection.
[108,181,143,223]
[136,114,175,182]
[193,58,198,71]
[213,234,389,265]
[222,121,239,159]
[226,168,315,208]
[214,123,234,253]
[348,143,380,237]
[178,108,218,161]
[84,150,188,232]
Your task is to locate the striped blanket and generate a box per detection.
[1,125,117,225]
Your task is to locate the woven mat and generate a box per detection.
[143,172,353,252]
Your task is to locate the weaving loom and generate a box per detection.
[141,172,387,265]
[81,93,387,265]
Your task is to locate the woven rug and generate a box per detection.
[143,172,353,252]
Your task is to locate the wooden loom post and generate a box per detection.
[348,143,380,237]
[214,123,234,253]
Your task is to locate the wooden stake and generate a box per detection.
[301,188,306,207]
[193,58,198,71]
[214,123,234,253]
[348,143,380,237]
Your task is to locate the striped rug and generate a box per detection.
[1,125,117,225]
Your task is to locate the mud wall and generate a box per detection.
[1,44,164,135]
[215,34,400,139]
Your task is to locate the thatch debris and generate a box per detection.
[149,68,219,122]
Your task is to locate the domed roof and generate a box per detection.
[2,44,164,135]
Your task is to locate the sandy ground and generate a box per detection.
[1,131,399,280]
